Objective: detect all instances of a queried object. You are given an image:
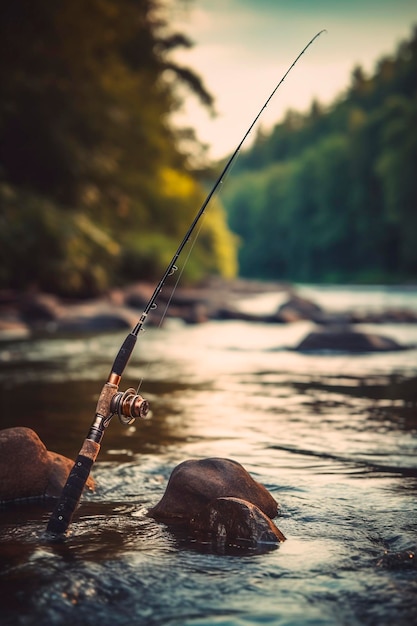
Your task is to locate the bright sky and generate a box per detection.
[169,0,417,159]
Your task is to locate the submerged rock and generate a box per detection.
[0,427,95,503]
[190,497,286,546]
[148,458,278,522]
[376,548,416,570]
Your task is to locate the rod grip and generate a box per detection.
[46,440,99,535]
[111,332,137,376]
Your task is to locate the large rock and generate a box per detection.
[295,326,407,353]
[148,458,278,521]
[190,497,286,546]
[0,427,95,502]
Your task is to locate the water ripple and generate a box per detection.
[1,291,417,625]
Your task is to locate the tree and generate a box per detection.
[0,0,237,295]
[376,96,417,275]
[221,28,417,284]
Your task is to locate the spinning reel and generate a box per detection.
[110,387,150,425]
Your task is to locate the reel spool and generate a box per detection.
[110,388,150,425]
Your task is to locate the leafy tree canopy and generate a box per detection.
[0,0,237,296]
[223,27,417,284]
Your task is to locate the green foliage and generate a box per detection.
[119,167,238,283]
[0,184,119,295]
[0,0,237,296]
[223,27,417,284]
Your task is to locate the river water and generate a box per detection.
[1,285,416,626]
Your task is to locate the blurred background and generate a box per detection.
[1,0,416,297]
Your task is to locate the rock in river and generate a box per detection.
[0,427,95,503]
[148,458,278,522]
[148,458,285,546]
[295,325,407,353]
[190,497,286,546]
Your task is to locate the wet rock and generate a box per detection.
[124,284,210,325]
[376,548,416,570]
[124,283,157,310]
[181,303,210,325]
[295,326,407,353]
[148,457,278,522]
[214,306,267,322]
[190,497,286,546]
[0,427,95,502]
[44,301,140,335]
[351,309,417,324]
[3,280,417,340]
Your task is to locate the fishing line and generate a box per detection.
[135,216,207,394]
[128,29,327,339]
[46,29,327,537]
[137,23,327,394]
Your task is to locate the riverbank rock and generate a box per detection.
[190,497,286,546]
[0,280,293,338]
[275,294,324,323]
[148,457,278,522]
[2,281,417,339]
[52,304,136,333]
[295,325,408,353]
[0,427,95,503]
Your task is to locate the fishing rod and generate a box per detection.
[46,29,326,536]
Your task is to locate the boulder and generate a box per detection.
[190,497,286,546]
[148,457,278,522]
[295,326,407,353]
[0,427,95,502]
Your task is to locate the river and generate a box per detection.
[1,285,416,626]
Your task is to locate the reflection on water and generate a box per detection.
[0,286,417,625]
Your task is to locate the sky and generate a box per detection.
[169,0,417,159]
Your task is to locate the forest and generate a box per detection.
[223,27,417,284]
[0,0,237,297]
[0,1,416,296]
